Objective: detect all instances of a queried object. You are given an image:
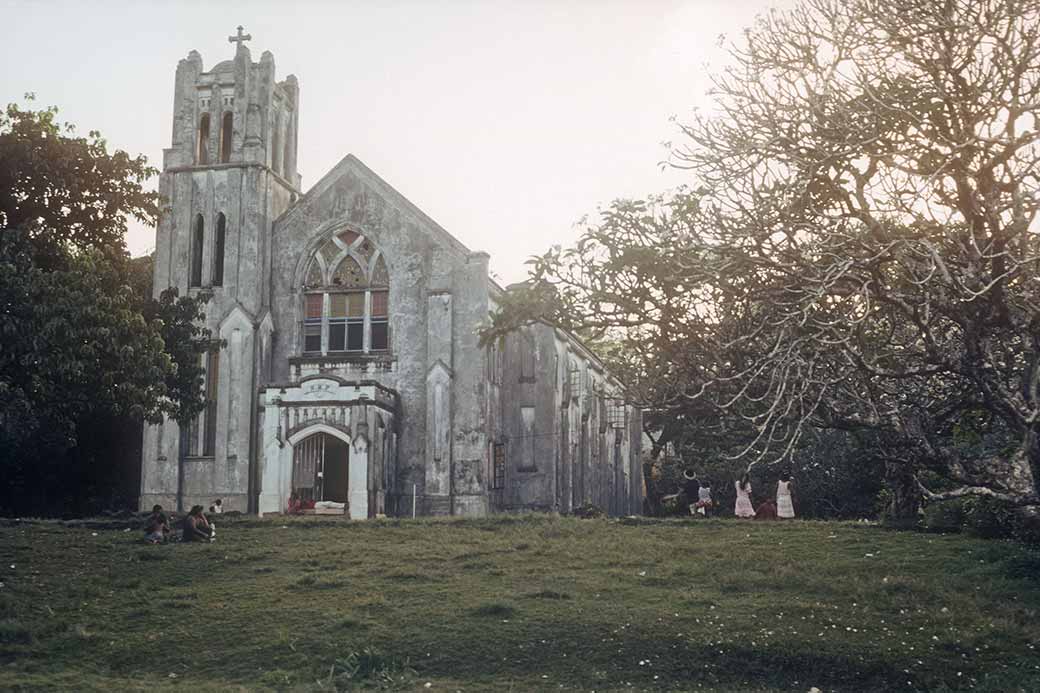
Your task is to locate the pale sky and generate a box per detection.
[1,0,790,284]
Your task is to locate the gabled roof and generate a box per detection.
[274,153,472,259]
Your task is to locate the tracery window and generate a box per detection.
[301,230,391,355]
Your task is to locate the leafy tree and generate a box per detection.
[0,101,211,514]
[487,0,1040,517]
[0,97,158,268]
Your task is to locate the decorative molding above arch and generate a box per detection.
[287,422,353,447]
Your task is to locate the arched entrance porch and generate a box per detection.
[288,425,368,519]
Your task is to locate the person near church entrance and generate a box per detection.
[696,481,713,517]
[682,469,700,516]
[144,505,170,544]
[182,506,215,542]
[734,473,755,518]
[776,473,796,519]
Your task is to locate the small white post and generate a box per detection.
[412,483,417,519]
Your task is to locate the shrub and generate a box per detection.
[330,647,414,688]
[922,500,966,533]
[573,503,605,519]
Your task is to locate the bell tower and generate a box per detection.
[141,28,301,514]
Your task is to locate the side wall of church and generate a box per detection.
[492,323,643,516]
[267,157,490,516]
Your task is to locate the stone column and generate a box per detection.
[424,291,453,514]
[450,252,491,517]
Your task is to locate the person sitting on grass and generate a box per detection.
[143,505,170,544]
[208,498,223,515]
[182,505,215,543]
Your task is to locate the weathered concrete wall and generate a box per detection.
[141,45,300,513]
[492,321,644,516]
[142,42,641,518]
[267,155,488,515]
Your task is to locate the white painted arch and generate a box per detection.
[286,423,369,519]
[287,422,352,448]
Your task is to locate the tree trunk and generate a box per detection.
[884,460,920,526]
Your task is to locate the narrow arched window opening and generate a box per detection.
[197,113,210,164]
[282,115,292,179]
[220,112,233,163]
[213,213,226,286]
[190,214,204,287]
[271,112,282,176]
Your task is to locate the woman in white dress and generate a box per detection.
[776,473,795,519]
[734,473,755,518]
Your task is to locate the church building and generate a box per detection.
[139,30,643,518]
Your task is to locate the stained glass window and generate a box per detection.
[332,256,365,288]
[302,233,392,355]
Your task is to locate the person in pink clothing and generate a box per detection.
[734,473,755,518]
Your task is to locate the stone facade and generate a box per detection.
[140,36,643,517]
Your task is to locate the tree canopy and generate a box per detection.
[0,99,212,514]
[486,0,1040,514]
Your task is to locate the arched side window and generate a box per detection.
[519,329,536,382]
[300,232,391,356]
[220,112,233,163]
[271,112,282,176]
[213,213,226,287]
[197,113,210,164]
[282,114,292,179]
[190,214,204,288]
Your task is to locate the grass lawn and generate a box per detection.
[0,516,1038,692]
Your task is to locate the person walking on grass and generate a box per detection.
[734,473,755,518]
[776,473,796,519]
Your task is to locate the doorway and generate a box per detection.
[292,433,349,503]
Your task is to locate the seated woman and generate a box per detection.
[143,504,169,544]
[181,505,215,543]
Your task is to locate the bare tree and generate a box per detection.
[487,0,1040,514]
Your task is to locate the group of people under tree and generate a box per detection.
[143,501,220,544]
[679,469,796,520]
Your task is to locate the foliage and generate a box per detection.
[485,0,1040,516]
[0,100,211,515]
[1,516,1039,690]
[0,96,159,268]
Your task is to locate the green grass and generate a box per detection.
[0,516,1038,691]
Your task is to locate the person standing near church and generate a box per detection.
[682,469,700,516]
[734,473,755,518]
[776,473,796,519]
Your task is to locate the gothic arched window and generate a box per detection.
[282,114,292,178]
[197,113,210,164]
[271,111,282,176]
[213,213,226,287]
[220,112,233,163]
[190,214,204,287]
[301,231,391,355]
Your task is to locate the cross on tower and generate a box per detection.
[228,26,252,50]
